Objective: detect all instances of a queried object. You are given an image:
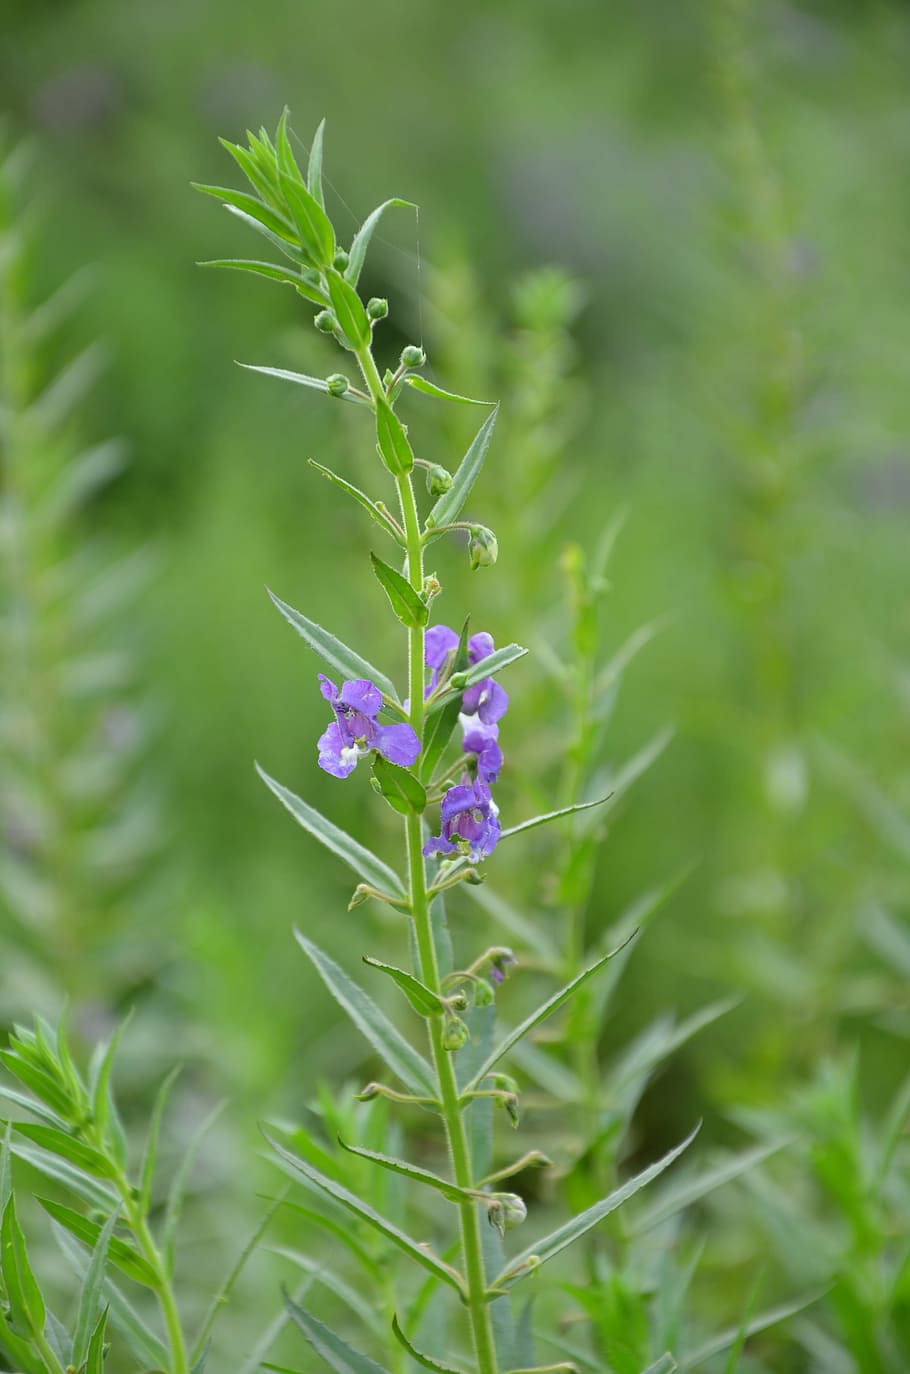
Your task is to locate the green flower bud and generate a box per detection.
[347,883,370,909]
[497,1193,528,1229]
[382,368,396,388]
[333,249,350,271]
[400,344,426,369]
[442,1016,469,1052]
[367,297,389,321]
[355,1082,381,1101]
[425,463,453,497]
[468,524,498,570]
[326,373,350,397]
[464,868,486,886]
[422,573,442,603]
[503,1093,520,1127]
[447,989,469,1012]
[473,977,494,1007]
[314,309,339,334]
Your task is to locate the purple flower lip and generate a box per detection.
[317,674,420,779]
[423,778,501,863]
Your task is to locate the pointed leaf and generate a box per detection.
[191,1191,286,1363]
[73,1208,120,1367]
[140,1065,181,1214]
[492,1128,698,1288]
[362,957,443,1017]
[192,184,298,243]
[37,1198,158,1287]
[500,794,612,843]
[0,1050,75,1118]
[639,1359,677,1374]
[295,931,435,1096]
[678,1293,822,1370]
[0,1124,10,1212]
[266,1136,464,1297]
[404,377,494,406]
[12,1123,117,1178]
[455,643,528,692]
[426,406,499,533]
[162,1100,226,1269]
[9,1140,118,1211]
[240,364,369,406]
[282,1293,389,1374]
[275,109,305,185]
[632,1139,786,1234]
[338,1139,471,1203]
[1,1195,45,1334]
[259,767,405,898]
[219,137,280,204]
[309,461,403,541]
[278,170,335,267]
[199,258,322,298]
[223,205,309,265]
[85,1305,110,1374]
[266,590,398,701]
[465,940,634,1091]
[370,553,428,629]
[307,119,326,206]
[375,400,414,475]
[391,1315,469,1374]
[328,271,371,349]
[345,200,416,288]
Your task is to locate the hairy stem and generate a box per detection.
[353,339,499,1374]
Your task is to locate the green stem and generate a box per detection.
[111,1170,187,1374]
[353,340,498,1374]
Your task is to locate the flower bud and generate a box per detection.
[367,297,389,321]
[333,249,350,271]
[314,309,339,334]
[473,977,494,1007]
[400,344,426,369]
[464,869,486,886]
[422,574,442,603]
[447,989,469,1012]
[425,463,453,497]
[326,373,350,397]
[348,883,371,909]
[442,1016,469,1052]
[468,525,498,570]
[356,1082,382,1101]
[497,1193,528,1229]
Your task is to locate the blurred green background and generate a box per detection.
[3,0,909,1207]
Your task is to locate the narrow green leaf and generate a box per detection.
[45,1308,73,1372]
[345,199,416,288]
[259,767,406,898]
[85,1304,109,1374]
[328,271,371,348]
[375,400,414,475]
[338,1140,471,1204]
[283,1293,390,1374]
[267,1137,464,1297]
[426,406,499,533]
[37,1198,158,1287]
[370,553,428,629]
[275,109,305,185]
[191,1191,287,1363]
[0,1304,39,1371]
[404,376,495,407]
[199,258,319,295]
[0,1051,74,1119]
[278,170,335,267]
[222,205,309,265]
[632,1140,786,1235]
[500,794,612,843]
[9,1140,118,1211]
[465,942,634,1091]
[1,1195,46,1334]
[162,1099,227,1270]
[678,1293,822,1370]
[51,1224,170,1370]
[278,1201,381,1279]
[240,364,369,406]
[272,1250,381,1334]
[294,931,435,1096]
[192,184,298,244]
[13,1123,117,1179]
[309,461,403,542]
[219,137,280,204]
[391,1315,469,1374]
[492,1128,698,1288]
[362,957,443,1017]
[266,589,398,701]
[140,1065,181,1214]
[73,1208,120,1367]
[639,1358,677,1374]
[455,643,528,693]
[307,118,326,206]
[0,1123,10,1212]
[90,1023,129,1169]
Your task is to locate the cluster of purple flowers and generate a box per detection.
[314,626,507,866]
[422,625,507,864]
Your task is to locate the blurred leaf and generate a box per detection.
[266,1136,464,1296]
[51,1223,169,1369]
[273,1250,380,1334]
[0,1052,75,1120]
[192,1191,287,1363]
[678,1293,822,1370]
[338,1139,472,1202]
[266,589,399,701]
[295,931,435,1096]
[139,1065,181,1215]
[240,363,368,405]
[309,461,404,542]
[633,1139,787,1234]
[282,1292,390,1374]
[37,1198,158,1287]
[0,1124,10,1213]
[404,376,494,406]
[12,1123,116,1179]
[9,1139,117,1210]
[391,1314,468,1373]
[85,1307,109,1374]
[500,794,612,843]
[345,199,416,288]
[362,957,444,1017]
[639,1359,677,1374]
[426,406,499,535]
[491,1129,698,1288]
[1,1194,45,1335]
[162,1099,226,1271]
[259,766,405,897]
[465,941,633,1091]
[72,1208,120,1367]
[370,553,428,630]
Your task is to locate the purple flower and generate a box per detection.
[423,779,501,863]
[317,675,420,779]
[461,716,503,784]
[425,624,459,693]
